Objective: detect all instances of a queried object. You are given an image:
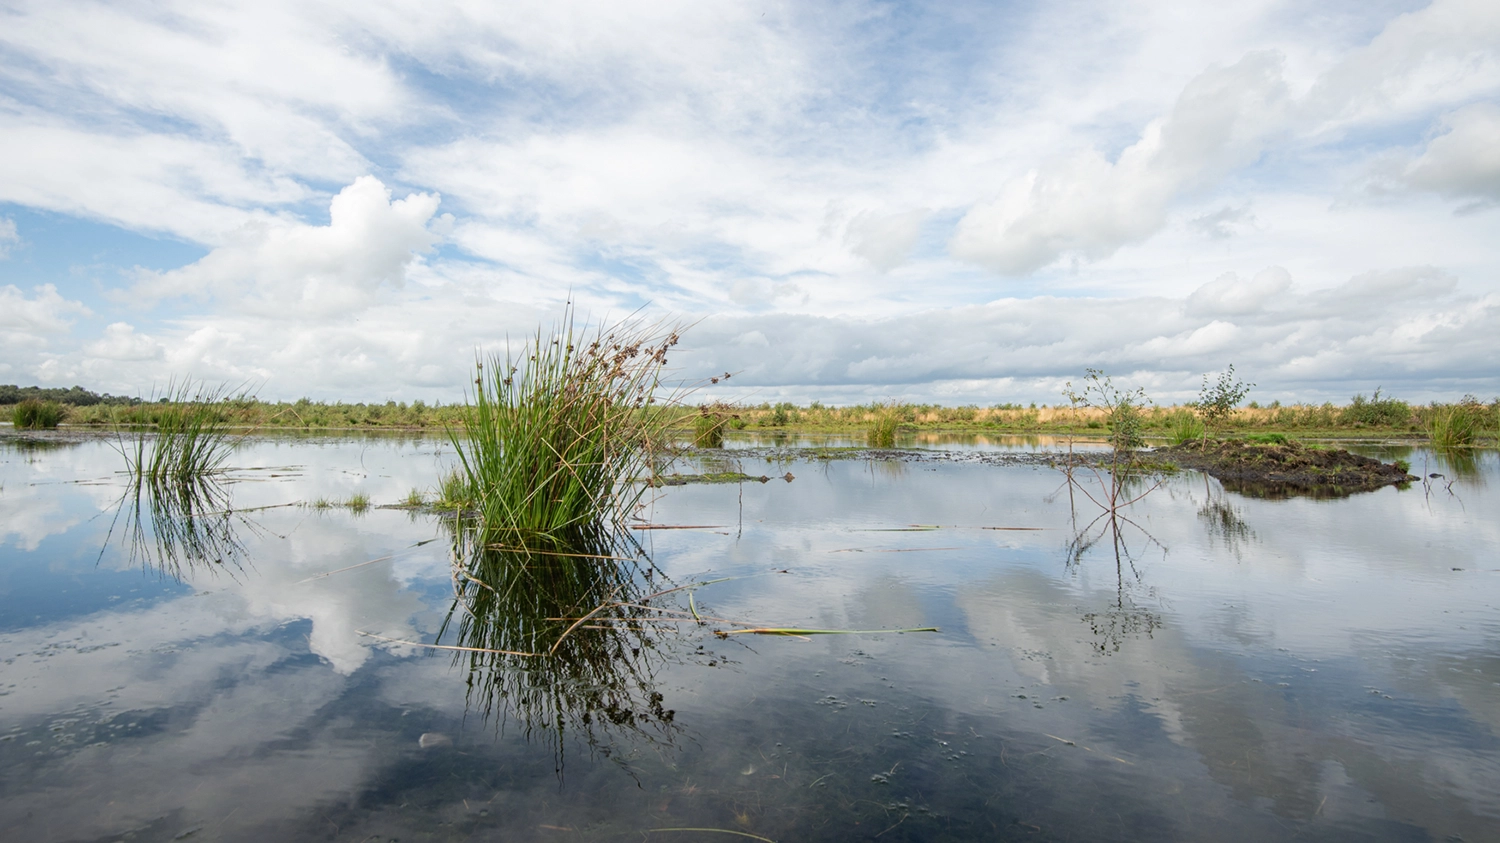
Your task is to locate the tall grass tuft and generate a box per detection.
[867,405,899,448]
[692,405,729,448]
[449,304,680,540]
[1167,411,1205,446]
[118,381,241,489]
[13,399,64,429]
[1427,397,1486,448]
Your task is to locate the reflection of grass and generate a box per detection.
[104,473,253,581]
[437,521,680,763]
[449,305,679,540]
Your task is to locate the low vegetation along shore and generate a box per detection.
[4,384,1497,443]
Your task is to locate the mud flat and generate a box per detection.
[1156,439,1416,498]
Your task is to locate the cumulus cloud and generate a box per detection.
[0,1,1497,402]
[1185,267,1292,317]
[133,177,447,316]
[84,322,164,362]
[676,265,1498,402]
[950,51,1290,275]
[0,283,89,344]
[1388,102,1500,210]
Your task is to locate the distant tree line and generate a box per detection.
[0,384,140,406]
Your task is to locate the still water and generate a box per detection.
[0,432,1495,842]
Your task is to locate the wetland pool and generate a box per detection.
[0,432,1496,842]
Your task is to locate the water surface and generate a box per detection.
[1,432,1495,841]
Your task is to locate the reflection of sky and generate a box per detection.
[0,437,1497,841]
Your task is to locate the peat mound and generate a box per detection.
[1157,440,1415,499]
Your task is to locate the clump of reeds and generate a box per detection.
[1167,410,1204,446]
[119,381,241,489]
[436,467,473,510]
[310,493,372,513]
[12,398,64,429]
[1427,397,1487,448]
[867,409,898,448]
[691,403,739,448]
[448,303,680,540]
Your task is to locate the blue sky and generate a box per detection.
[1,0,1496,404]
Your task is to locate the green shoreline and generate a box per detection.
[4,398,1497,444]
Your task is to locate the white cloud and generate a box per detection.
[133,176,446,316]
[0,1,1495,401]
[1396,102,1500,208]
[677,265,1498,403]
[844,208,929,271]
[1186,266,1293,317]
[0,120,309,242]
[1302,0,1500,130]
[950,51,1291,275]
[84,322,164,362]
[0,283,89,343]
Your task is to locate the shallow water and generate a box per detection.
[1,431,1496,842]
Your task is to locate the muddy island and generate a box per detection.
[1155,438,1417,498]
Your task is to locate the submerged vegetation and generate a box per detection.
[447,304,680,540]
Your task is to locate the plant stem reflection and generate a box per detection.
[437,519,684,773]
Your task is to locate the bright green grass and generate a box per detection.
[448,304,681,541]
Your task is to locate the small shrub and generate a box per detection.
[13,399,64,429]
[1064,369,1150,454]
[1341,389,1409,427]
[1195,365,1253,443]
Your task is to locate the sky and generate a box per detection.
[0,0,1497,406]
